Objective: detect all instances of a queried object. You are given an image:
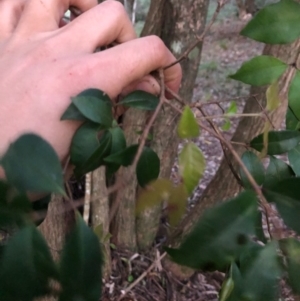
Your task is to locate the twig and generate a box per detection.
[253,96,275,129]
[164,0,226,70]
[83,172,91,224]
[199,113,261,119]
[117,252,167,301]
[198,107,242,186]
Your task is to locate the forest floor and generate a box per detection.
[104,15,283,301]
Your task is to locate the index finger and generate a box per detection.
[71,36,182,98]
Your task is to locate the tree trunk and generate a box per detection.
[167,40,300,278]
[38,195,75,301]
[90,167,111,280]
[136,0,209,250]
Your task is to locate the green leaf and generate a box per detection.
[266,81,280,111]
[61,89,111,121]
[226,101,237,116]
[0,226,58,301]
[104,144,138,167]
[72,95,112,127]
[288,71,300,120]
[280,238,300,294]
[59,214,103,301]
[177,106,200,139]
[240,151,265,189]
[61,103,87,121]
[220,277,234,301]
[70,122,103,167]
[222,119,231,131]
[250,130,300,155]
[263,178,300,234]
[229,56,287,86]
[0,184,32,228]
[118,90,159,110]
[105,127,127,178]
[166,184,188,227]
[1,134,65,194]
[179,143,206,194]
[74,131,112,178]
[263,156,294,188]
[286,106,300,130]
[166,191,258,271]
[136,147,160,187]
[288,145,300,176]
[241,0,300,44]
[238,242,282,301]
[136,179,173,214]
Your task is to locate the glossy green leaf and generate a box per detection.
[280,238,300,294]
[177,106,200,139]
[229,56,287,86]
[288,71,300,120]
[74,131,112,178]
[118,90,159,110]
[166,191,258,271]
[288,145,300,176]
[0,226,58,301]
[59,213,102,301]
[241,0,300,44]
[263,178,300,234]
[70,122,103,167]
[240,151,265,189]
[61,103,87,121]
[104,144,138,167]
[250,130,300,155]
[72,95,112,127]
[179,142,206,194]
[238,242,282,301]
[136,147,160,187]
[1,134,65,194]
[105,127,127,178]
[263,156,294,188]
[286,106,300,130]
[166,184,188,227]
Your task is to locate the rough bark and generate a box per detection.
[38,194,74,301]
[90,167,111,279]
[167,40,300,277]
[136,0,209,250]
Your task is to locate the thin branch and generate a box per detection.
[198,107,243,186]
[253,96,275,129]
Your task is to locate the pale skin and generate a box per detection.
[0,0,182,178]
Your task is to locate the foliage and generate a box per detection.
[2,0,300,300]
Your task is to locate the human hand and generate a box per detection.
[0,0,182,170]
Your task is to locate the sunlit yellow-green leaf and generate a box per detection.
[177,106,200,139]
[136,179,173,214]
[220,277,234,301]
[266,81,280,111]
[179,143,206,194]
[166,184,188,227]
